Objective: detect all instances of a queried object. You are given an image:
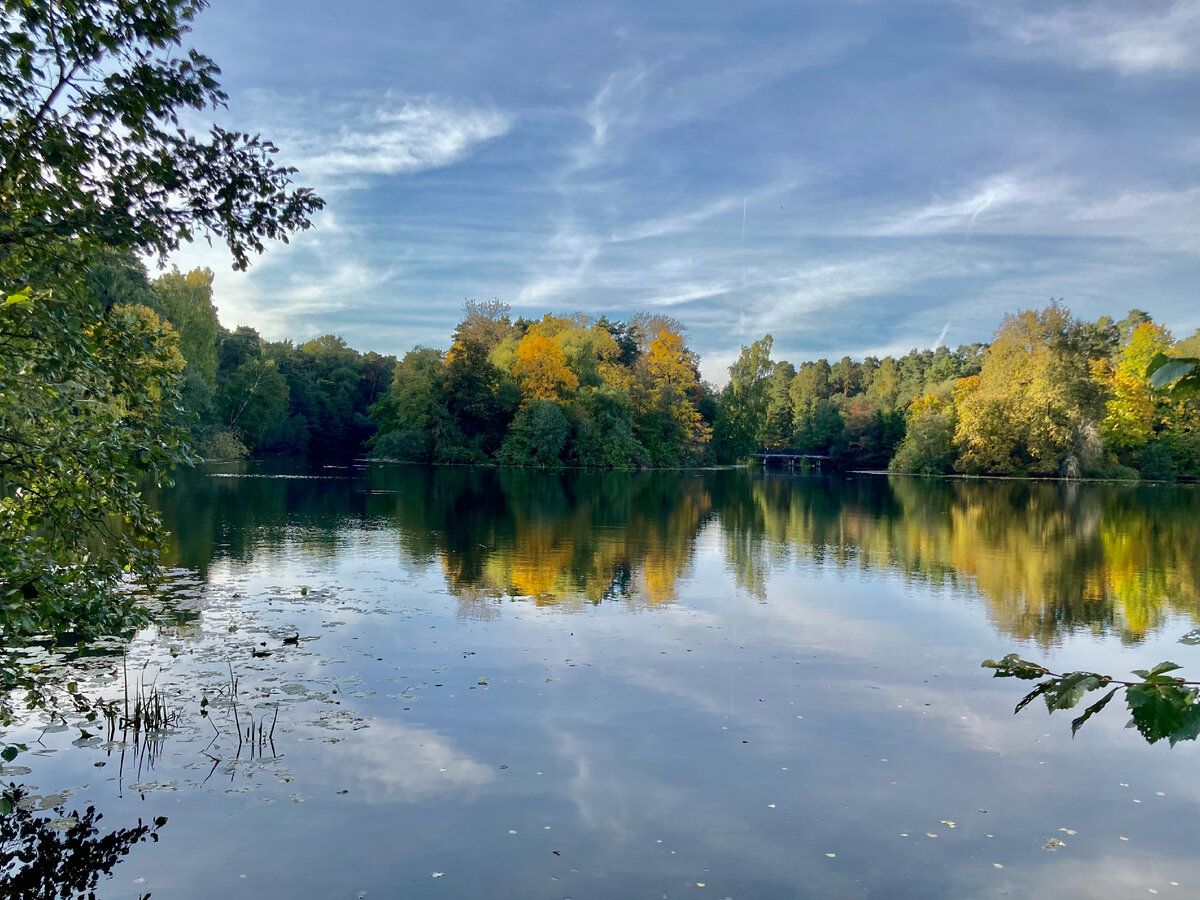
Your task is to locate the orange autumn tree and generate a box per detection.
[637,328,712,465]
[513,333,579,405]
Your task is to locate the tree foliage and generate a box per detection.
[0,0,322,271]
[1,0,322,708]
[954,304,1105,476]
[983,654,1199,746]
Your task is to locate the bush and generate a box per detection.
[891,395,957,474]
[203,431,249,461]
[496,400,570,467]
[372,427,432,462]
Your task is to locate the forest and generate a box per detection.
[102,251,1198,480]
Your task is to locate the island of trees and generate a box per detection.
[96,258,1198,481]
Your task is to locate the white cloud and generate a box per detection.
[611,195,741,243]
[870,172,1198,253]
[873,173,1068,237]
[973,0,1200,75]
[572,64,649,170]
[643,281,734,307]
[298,97,512,179]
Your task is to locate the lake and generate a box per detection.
[3,463,1198,899]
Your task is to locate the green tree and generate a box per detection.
[890,392,958,474]
[151,267,220,384]
[570,386,645,468]
[443,338,515,459]
[370,347,447,461]
[760,361,796,449]
[0,0,322,715]
[497,399,571,468]
[220,358,289,450]
[954,304,1105,476]
[713,335,774,461]
[0,1,321,272]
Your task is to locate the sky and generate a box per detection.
[164,0,1200,383]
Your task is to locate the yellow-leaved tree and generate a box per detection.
[514,334,579,405]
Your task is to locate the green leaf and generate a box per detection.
[1071,687,1118,736]
[983,653,1048,680]
[1015,681,1052,714]
[1043,672,1105,712]
[1125,683,1200,744]
[1,746,18,762]
[2,287,32,306]
[1147,354,1198,388]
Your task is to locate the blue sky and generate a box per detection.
[166,0,1199,383]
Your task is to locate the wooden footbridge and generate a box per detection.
[751,449,830,470]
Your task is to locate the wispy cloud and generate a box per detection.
[297,96,512,180]
[971,0,1200,75]
[869,171,1198,253]
[572,64,649,170]
[873,173,1068,237]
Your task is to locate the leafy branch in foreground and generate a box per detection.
[2,1,322,721]
[982,654,1200,746]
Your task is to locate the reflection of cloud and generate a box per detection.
[331,719,494,803]
[973,848,1198,899]
[558,731,673,839]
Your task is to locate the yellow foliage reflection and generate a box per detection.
[722,474,1197,646]
[155,464,1198,645]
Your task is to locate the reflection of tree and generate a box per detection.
[1,785,166,899]
[153,464,1197,644]
[720,473,1197,646]
[377,468,712,611]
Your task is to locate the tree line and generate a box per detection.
[714,304,1198,480]
[111,267,1198,481]
[371,300,1198,480]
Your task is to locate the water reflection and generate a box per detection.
[0,786,166,898]
[154,464,1199,645]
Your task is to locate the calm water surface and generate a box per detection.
[4,464,1198,899]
